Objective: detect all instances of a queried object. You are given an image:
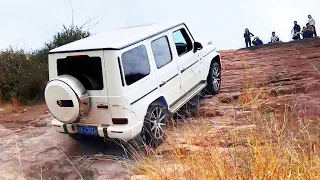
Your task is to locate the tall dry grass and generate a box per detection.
[128,83,320,179]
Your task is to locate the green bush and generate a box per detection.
[0,48,44,103]
[0,25,91,104]
[45,25,91,50]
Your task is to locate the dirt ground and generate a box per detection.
[0,104,133,180]
[0,39,320,180]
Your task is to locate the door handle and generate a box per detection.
[159,81,166,87]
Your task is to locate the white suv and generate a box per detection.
[45,22,221,146]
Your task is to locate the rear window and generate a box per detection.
[57,56,103,90]
[121,45,150,86]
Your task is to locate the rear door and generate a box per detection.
[169,26,200,95]
[52,51,113,125]
[148,32,181,106]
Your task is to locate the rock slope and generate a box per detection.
[0,39,320,180]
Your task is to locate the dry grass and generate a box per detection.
[0,97,22,114]
[129,84,320,180]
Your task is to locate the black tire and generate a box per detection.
[205,61,221,95]
[141,102,169,147]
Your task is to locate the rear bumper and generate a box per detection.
[51,118,143,141]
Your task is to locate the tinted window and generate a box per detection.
[121,45,150,85]
[151,36,172,68]
[57,56,103,90]
[173,28,193,56]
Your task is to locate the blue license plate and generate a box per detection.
[77,125,99,136]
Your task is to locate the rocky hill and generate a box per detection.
[0,39,319,180]
[220,39,320,117]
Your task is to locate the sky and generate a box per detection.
[1,0,319,51]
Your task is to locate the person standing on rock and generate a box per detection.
[308,14,317,37]
[292,21,301,33]
[244,28,254,48]
[292,21,301,40]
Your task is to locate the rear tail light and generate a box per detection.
[112,118,128,124]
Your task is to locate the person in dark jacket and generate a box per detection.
[301,26,311,39]
[244,28,254,47]
[303,23,314,38]
[293,21,301,32]
[301,26,307,39]
[292,21,301,40]
[252,36,263,46]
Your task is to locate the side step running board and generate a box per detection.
[169,81,207,113]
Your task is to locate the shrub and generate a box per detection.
[0,47,45,103]
[0,25,91,104]
[45,25,91,50]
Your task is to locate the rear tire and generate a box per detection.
[141,102,169,147]
[205,61,221,95]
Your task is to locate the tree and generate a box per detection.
[0,24,91,103]
[45,24,91,51]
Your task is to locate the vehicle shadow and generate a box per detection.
[64,135,139,161]
[172,90,210,121]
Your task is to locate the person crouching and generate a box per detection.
[252,36,263,46]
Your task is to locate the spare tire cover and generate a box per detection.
[45,75,89,123]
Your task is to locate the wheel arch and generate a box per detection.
[142,96,169,123]
[134,93,169,122]
[212,54,221,68]
[149,96,168,108]
[207,54,222,80]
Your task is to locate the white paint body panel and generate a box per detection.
[50,21,185,53]
[47,22,221,141]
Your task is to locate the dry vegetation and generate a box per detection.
[0,25,90,105]
[125,51,320,179]
[127,89,320,180]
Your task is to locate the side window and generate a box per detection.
[121,45,150,86]
[172,28,193,56]
[151,36,172,69]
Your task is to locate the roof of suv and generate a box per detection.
[49,21,186,54]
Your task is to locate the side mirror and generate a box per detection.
[193,42,203,53]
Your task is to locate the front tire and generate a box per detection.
[141,102,169,147]
[205,61,221,95]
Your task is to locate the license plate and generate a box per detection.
[77,125,99,136]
